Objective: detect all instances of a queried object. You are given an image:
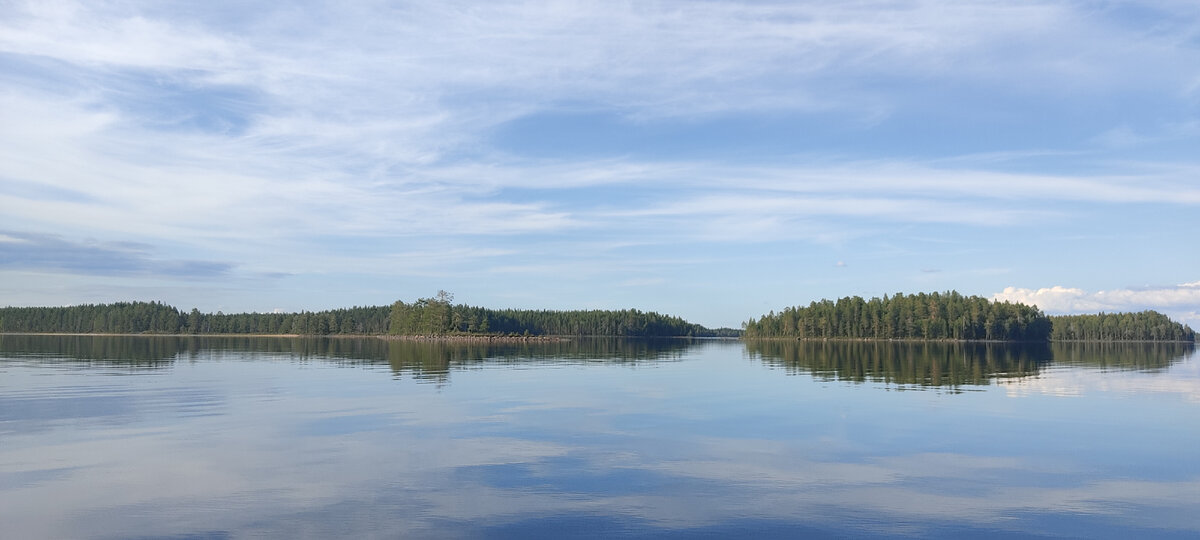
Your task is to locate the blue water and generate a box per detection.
[1,336,1197,538]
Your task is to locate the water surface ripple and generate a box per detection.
[1,336,1197,539]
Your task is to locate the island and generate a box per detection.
[0,290,1192,342]
[741,291,1194,342]
[0,291,738,338]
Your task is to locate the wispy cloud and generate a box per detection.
[4,1,1199,247]
[1,1,1198,316]
[0,231,232,278]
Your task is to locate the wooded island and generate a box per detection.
[0,290,1193,342]
[741,291,1194,342]
[0,291,737,338]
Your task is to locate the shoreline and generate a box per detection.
[0,332,623,342]
[739,337,1196,344]
[740,336,1046,344]
[2,333,1192,344]
[377,334,567,343]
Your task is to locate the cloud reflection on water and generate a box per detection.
[1,337,1198,538]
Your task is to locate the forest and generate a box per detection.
[0,302,391,335]
[1,291,1192,342]
[0,294,736,337]
[388,291,735,337]
[742,291,1195,342]
[1048,311,1194,342]
[742,291,1053,341]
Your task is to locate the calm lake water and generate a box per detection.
[2,335,1198,539]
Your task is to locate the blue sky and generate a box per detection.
[2,0,1199,329]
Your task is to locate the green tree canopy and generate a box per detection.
[742,291,1052,342]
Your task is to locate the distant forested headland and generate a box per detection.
[0,292,739,338]
[741,291,1195,343]
[0,302,392,336]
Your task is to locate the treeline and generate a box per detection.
[742,291,1052,341]
[0,302,390,335]
[0,294,726,337]
[0,302,184,334]
[1048,312,1194,342]
[389,291,723,337]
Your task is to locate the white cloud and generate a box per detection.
[3,0,1200,253]
[3,0,1198,140]
[2,0,1199,315]
[993,284,1200,326]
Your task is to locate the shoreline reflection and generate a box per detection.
[0,335,1193,388]
[745,340,1055,388]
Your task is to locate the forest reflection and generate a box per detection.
[376,338,692,382]
[0,335,693,379]
[2,335,1192,387]
[0,334,188,367]
[745,340,1194,388]
[1049,341,1195,371]
[746,340,1053,388]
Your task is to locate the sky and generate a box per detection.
[1,0,1199,329]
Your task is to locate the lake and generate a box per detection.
[1,335,1198,539]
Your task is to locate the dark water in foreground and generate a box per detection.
[1,336,1198,539]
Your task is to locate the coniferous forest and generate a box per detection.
[0,293,737,338]
[0,301,392,335]
[741,292,1053,341]
[387,291,732,337]
[0,290,1192,342]
[1048,311,1195,342]
[741,291,1194,342]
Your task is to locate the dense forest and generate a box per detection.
[0,302,391,335]
[742,291,1052,341]
[389,291,734,337]
[0,293,734,337]
[3,292,1192,342]
[1048,311,1194,342]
